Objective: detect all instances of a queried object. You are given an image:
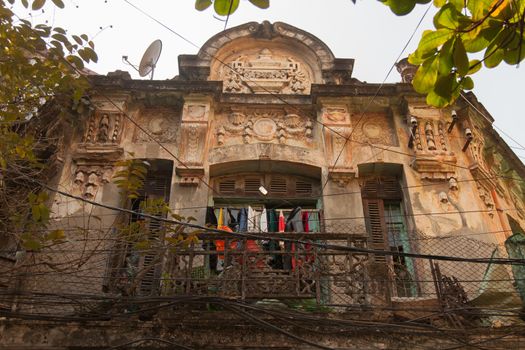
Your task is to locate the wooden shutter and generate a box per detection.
[244,177,262,195]
[270,176,288,195]
[362,177,401,200]
[363,198,387,262]
[138,171,171,296]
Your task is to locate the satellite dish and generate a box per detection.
[138,39,162,79]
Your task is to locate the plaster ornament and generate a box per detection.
[448,177,459,191]
[438,121,447,151]
[220,49,311,94]
[253,118,277,141]
[101,168,113,184]
[187,105,206,119]
[425,121,437,150]
[74,171,85,185]
[229,112,246,126]
[216,109,314,147]
[352,113,397,146]
[325,107,348,122]
[217,126,226,146]
[134,108,179,143]
[439,192,449,204]
[84,185,96,199]
[97,114,110,143]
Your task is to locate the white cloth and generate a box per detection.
[260,208,268,232]
[247,205,256,232]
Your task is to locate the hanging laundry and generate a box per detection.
[205,207,218,270]
[237,208,248,232]
[247,205,257,232]
[278,210,285,232]
[267,209,282,269]
[308,211,320,233]
[302,211,314,264]
[260,208,268,233]
[228,208,239,232]
[216,208,229,271]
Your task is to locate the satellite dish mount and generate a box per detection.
[138,39,162,80]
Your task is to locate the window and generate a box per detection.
[361,176,417,297]
[104,159,173,297]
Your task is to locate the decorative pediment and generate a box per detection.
[220,49,311,94]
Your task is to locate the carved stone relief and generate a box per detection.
[409,116,457,181]
[219,49,311,94]
[476,182,495,217]
[321,105,354,186]
[133,108,179,143]
[176,98,211,186]
[74,165,114,199]
[214,108,314,148]
[352,112,398,146]
[83,111,123,144]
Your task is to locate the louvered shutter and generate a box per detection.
[138,173,171,296]
[363,199,387,262]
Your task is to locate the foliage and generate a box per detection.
[112,158,199,255]
[386,0,525,107]
[113,157,150,200]
[195,0,269,15]
[197,0,525,108]
[0,0,96,252]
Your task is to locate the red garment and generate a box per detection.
[302,211,314,264]
[278,210,285,232]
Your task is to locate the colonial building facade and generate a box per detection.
[1,21,525,349]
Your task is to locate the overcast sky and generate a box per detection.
[15,0,525,161]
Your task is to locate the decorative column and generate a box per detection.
[321,103,355,187]
[175,95,212,186]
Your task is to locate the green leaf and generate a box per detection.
[483,29,509,68]
[434,4,460,30]
[84,47,98,63]
[21,0,29,7]
[408,47,437,65]
[416,29,454,57]
[463,24,499,53]
[51,0,64,8]
[453,38,469,75]
[32,0,46,11]
[22,239,42,251]
[383,0,417,16]
[66,55,84,69]
[32,205,41,221]
[461,76,474,90]
[449,0,464,11]
[248,0,269,9]
[195,0,212,11]
[434,73,455,98]
[51,33,68,43]
[438,37,455,74]
[433,0,447,7]
[467,0,493,21]
[45,229,65,241]
[412,55,439,93]
[214,0,239,16]
[426,89,451,107]
[72,35,82,45]
[467,59,482,74]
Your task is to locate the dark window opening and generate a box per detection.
[362,176,417,297]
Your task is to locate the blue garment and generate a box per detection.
[238,208,248,232]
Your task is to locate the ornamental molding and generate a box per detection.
[133,107,179,143]
[215,108,314,147]
[220,49,311,94]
